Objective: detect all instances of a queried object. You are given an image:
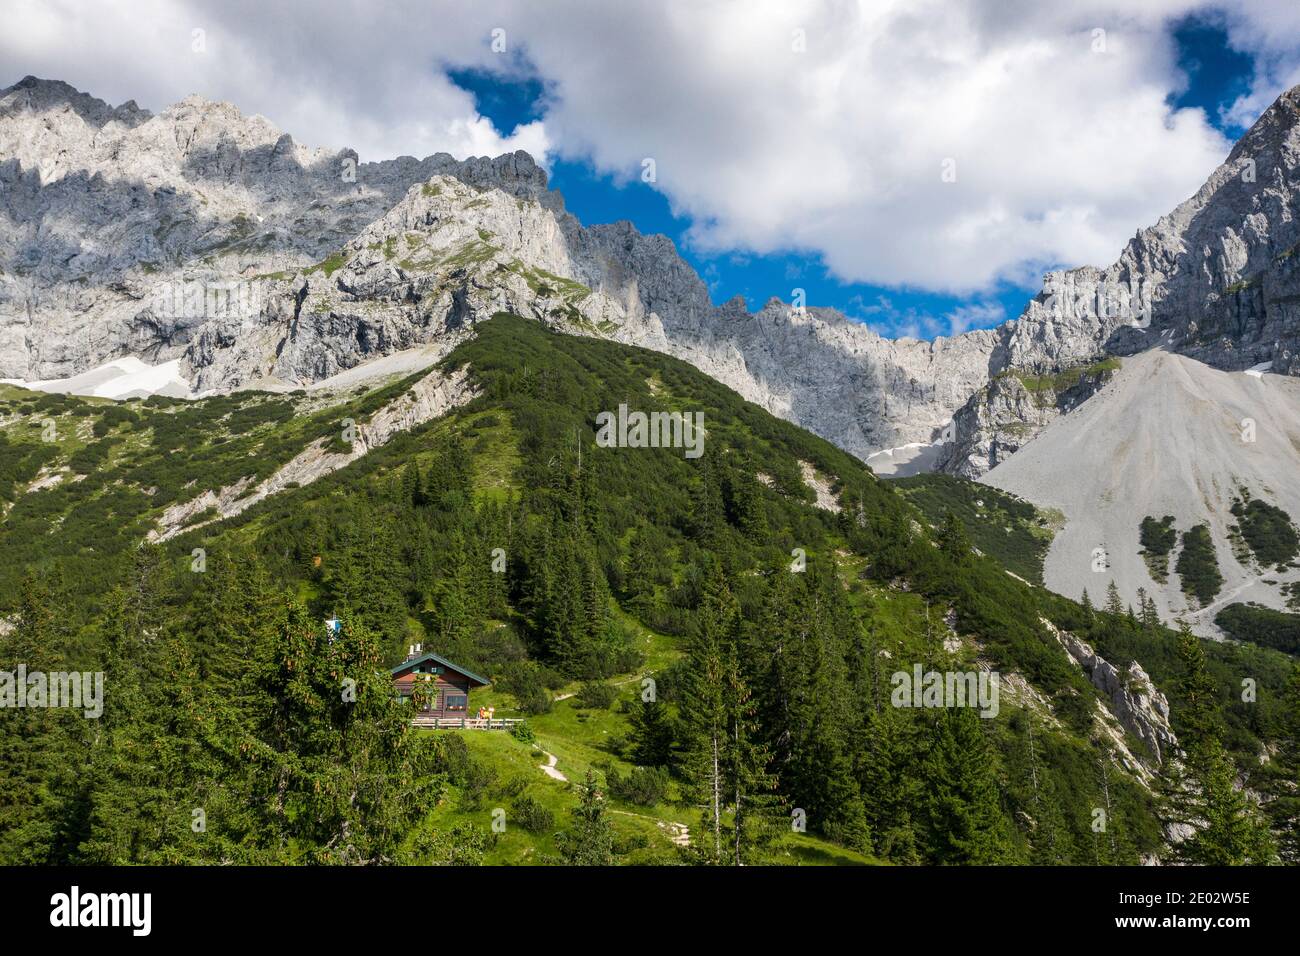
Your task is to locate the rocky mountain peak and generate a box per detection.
[4,76,1300,483]
[939,81,1300,477]
[1,75,150,128]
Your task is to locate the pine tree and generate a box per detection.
[938,511,973,564]
[559,770,614,865]
[920,708,1013,864]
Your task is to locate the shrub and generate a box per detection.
[606,765,670,807]
[499,661,554,714]
[1139,515,1177,581]
[511,794,555,834]
[577,681,618,709]
[1230,497,1299,568]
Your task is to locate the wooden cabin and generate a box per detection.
[391,647,490,720]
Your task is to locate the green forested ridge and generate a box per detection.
[890,473,1055,585]
[0,315,1294,865]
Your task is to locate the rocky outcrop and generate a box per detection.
[937,361,1117,479]
[1044,618,1177,766]
[0,75,1004,462]
[147,363,478,540]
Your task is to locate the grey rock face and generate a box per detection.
[1047,619,1177,766]
[938,361,1116,479]
[0,75,1003,460]
[941,84,1300,476]
[3,76,1299,475]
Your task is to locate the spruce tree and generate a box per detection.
[559,770,614,865]
[629,696,675,768]
[920,708,1013,864]
[0,575,69,863]
[938,511,973,564]
[679,568,733,863]
[248,604,431,864]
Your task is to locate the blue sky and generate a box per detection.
[450,12,1257,339]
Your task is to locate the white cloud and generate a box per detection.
[2,0,1298,294]
[1211,0,1300,128]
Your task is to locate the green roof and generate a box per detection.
[390,651,490,687]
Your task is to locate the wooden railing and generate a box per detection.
[410,716,523,730]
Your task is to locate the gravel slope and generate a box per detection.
[981,349,1300,635]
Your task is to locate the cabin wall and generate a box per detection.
[394,672,473,718]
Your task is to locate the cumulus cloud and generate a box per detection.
[3,0,1298,294]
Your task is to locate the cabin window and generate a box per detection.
[446,694,468,711]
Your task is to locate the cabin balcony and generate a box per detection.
[410,716,524,730]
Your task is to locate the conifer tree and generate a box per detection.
[679,568,733,863]
[629,695,676,768]
[920,708,1013,864]
[1104,580,1124,618]
[1080,588,1095,624]
[938,511,973,564]
[859,701,922,862]
[249,604,430,864]
[0,575,68,863]
[721,633,781,864]
[559,770,614,865]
